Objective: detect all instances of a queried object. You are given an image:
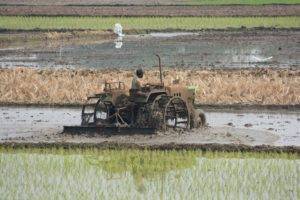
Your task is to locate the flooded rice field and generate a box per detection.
[1,106,298,197]
[0,148,298,200]
[1,30,299,69]
[0,106,299,146]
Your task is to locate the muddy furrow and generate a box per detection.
[0,5,299,16]
[1,106,299,147]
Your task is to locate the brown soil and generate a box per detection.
[0,29,299,70]
[0,5,299,17]
[0,0,184,5]
[2,125,294,152]
[0,30,114,48]
[2,142,299,153]
[1,126,299,153]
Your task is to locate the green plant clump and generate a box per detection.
[0,148,299,199]
[0,16,299,30]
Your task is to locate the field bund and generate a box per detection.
[0,67,299,106]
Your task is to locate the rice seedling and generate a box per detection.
[0,148,298,200]
[0,16,299,31]
[0,67,299,105]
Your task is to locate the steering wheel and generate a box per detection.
[142,83,151,92]
[144,83,151,88]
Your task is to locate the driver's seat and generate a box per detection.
[129,89,148,103]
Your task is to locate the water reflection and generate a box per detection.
[114,36,123,49]
[0,32,298,69]
[84,150,197,192]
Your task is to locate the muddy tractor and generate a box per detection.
[64,55,205,134]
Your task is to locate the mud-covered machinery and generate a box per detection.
[64,55,205,134]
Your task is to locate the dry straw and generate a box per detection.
[0,67,299,105]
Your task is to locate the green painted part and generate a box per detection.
[187,85,198,92]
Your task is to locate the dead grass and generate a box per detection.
[0,30,113,49]
[0,67,299,105]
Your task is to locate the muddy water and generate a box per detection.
[0,30,299,69]
[0,106,298,146]
[0,106,79,139]
[206,110,300,146]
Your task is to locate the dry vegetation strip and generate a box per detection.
[0,67,299,105]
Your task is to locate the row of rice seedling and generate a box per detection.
[0,148,298,199]
[0,67,299,105]
[0,16,299,30]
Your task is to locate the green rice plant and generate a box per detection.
[0,148,299,200]
[0,16,299,30]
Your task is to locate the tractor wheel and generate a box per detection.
[151,95,189,131]
[81,97,99,125]
[198,109,206,126]
[163,97,190,131]
[114,94,133,125]
[150,95,165,130]
[191,109,206,128]
[94,99,110,125]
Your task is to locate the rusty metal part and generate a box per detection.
[81,96,99,125]
[164,97,190,130]
[64,55,205,134]
[155,54,163,86]
[63,125,155,135]
[94,100,110,125]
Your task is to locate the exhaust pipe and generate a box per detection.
[155,54,163,86]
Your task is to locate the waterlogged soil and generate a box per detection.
[1,5,299,17]
[0,30,299,69]
[0,0,186,5]
[206,109,300,146]
[0,106,299,147]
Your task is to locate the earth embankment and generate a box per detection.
[0,5,299,17]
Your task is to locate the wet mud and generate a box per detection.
[1,0,300,6]
[0,28,299,151]
[1,5,299,17]
[206,110,300,146]
[0,0,188,5]
[0,106,299,149]
[0,29,299,69]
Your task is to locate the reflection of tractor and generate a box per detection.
[64,55,205,134]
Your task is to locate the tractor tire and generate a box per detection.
[198,109,206,126]
[191,109,206,128]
